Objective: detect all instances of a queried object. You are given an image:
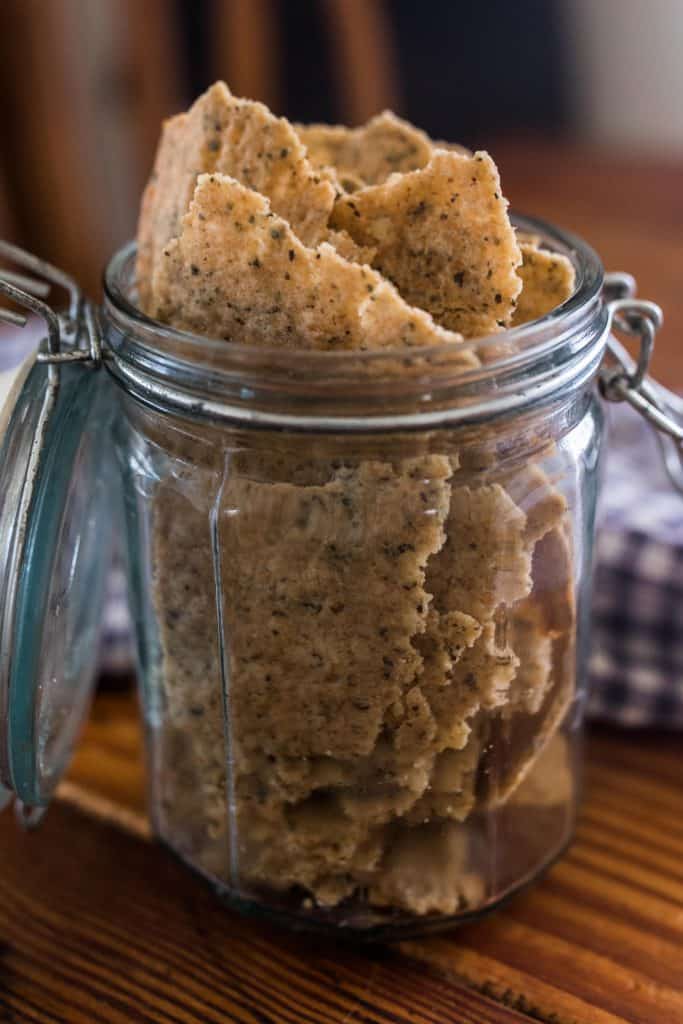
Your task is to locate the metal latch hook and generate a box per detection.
[601,273,683,494]
[0,240,101,369]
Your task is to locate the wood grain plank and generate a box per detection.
[408,919,682,1023]
[0,801,537,1024]
[397,725,683,1024]
[506,887,683,991]
[577,823,683,890]
[580,805,683,862]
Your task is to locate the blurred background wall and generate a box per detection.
[570,0,683,155]
[0,0,681,296]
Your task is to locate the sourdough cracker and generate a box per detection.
[152,451,459,907]
[512,242,575,326]
[404,723,484,825]
[296,111,433,186]
[152,173,479,355]
[217,457,451,763]
[218,456,452,904]
[259,736,433,809]
[239,787,385,906]
[331,150,522,337]
[369,822,483,915]
[503,463,568,545]
[329,736,436,801]
[414,608,482,689]
[488,633,575,806]
[325,228,377,264]
[487,520,576,803]
[507,598,555,714]
[428,483,533,623]
[137,81,336,309]
[151,476,230,874]
[515,229,543,248]
[527,525,576,636]
[421,620,519,757]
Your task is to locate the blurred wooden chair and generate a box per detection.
[0,0,398,296]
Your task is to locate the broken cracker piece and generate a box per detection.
[404,726,484,825]
[486,520,576,806]
[137,81,335,309]
[510,732,573,808]
[414,608,482,689]
[326,228,377,264]
[428,483,532,623]
[527,525,576,637]
[331,150,522,338]
[503,463,568,546]
[420,620,518,757]
[296,111,433,186]
[217,457,451,762]
[151,172,479,354]
[240,788,385,906]
[369,822,483,915]
[512,242,575,326]
[487,628,575,806]
[339,783,423,828]
[507,598,555,715]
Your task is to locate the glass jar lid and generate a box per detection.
[0,247,116,810]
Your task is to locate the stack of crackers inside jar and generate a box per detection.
[137,83,577,917]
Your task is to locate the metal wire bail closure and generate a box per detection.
[0,239,102,369]
[600,273,683,494]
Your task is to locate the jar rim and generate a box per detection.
[104,212,602,365]
[102,213,608,432]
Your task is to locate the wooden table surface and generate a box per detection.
[1,693,682,1024]
[1,146,683,1023]
[499,142,683,389]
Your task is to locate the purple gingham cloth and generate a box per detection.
[588,402,683,727]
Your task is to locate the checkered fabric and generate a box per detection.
[589,403,683,727]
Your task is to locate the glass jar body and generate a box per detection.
[114,376,603,938]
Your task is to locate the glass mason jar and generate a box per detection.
[0,217,678,938]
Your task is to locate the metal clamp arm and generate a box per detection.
[601,272,683,493]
